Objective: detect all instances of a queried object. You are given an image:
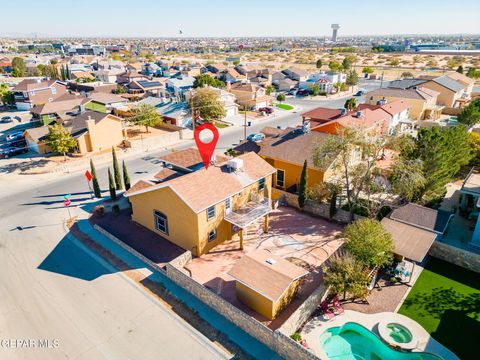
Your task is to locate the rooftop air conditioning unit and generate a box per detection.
[266,258,276,265]
[355,111,363,118]
[227,158,243,171]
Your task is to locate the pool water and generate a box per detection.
[320,322,442,360]
[387,323,413,343]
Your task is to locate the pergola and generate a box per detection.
[224,198,272,249]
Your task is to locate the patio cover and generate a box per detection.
[381,218,437,263]
[224,198,272,229]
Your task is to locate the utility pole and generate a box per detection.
[380,70,385,88]
[189,89,196,131]
[243,105,247,140]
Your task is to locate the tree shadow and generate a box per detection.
[402,287,480,321]
[431,309,480,360]
[0,159,51,174]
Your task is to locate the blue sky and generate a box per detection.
[2,0,479,37]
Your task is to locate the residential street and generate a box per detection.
[0,79,382,360]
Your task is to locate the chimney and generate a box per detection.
[86,115,96,130]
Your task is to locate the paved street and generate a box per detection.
[0,189,229,360]
[0,79,382,359]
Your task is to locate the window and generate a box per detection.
[258,178,266,191]
[276,169,285,188]
[207,205,215,220]
[208,230,217,242]
[225,197,232,214]
[154,210,168,234]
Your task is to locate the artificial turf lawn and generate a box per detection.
[275,103,294,110]
[398,257,480,360]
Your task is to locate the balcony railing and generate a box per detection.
[224,198,272,229]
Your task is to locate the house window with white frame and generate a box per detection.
[225,197,232,214]
[258,178,266,191]
[276,169,285,188]
[207,205,215,220]
[154,210,168,234]
[208,229,217,242]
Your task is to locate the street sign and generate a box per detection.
[85,170,92,181]
[63,199,71,207]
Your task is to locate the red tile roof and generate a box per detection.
[302,107,343,121]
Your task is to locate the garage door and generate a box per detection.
[255,101,267,110]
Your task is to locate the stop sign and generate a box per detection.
[64,199,71,207]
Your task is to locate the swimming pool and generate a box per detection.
[320,322,442,360]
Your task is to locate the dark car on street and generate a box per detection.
[0,141,28,159]
[258,107,274,114]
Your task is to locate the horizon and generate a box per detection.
[1,0,479,38]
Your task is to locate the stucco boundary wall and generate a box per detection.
[165,262,321,360]
[125,131,182,151]
[278,284,329,337]
[429,241,480,274]
[93,224,320,359]
[274,188,364,224]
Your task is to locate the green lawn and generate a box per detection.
[214,122,229,129]
[398,257,480,360]
[275,103,294,110]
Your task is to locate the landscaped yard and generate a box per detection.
[398,257,480,360]
[275,103,294,110]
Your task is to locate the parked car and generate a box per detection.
[0,142,28,159]
[286,89,297,96]
[13,116,22,122]
[354,90,365,96]
[296,89,311,96]
[0,116,13,123]
[258,107,274,114]
[247,133,266,142]
[6,131,24,142]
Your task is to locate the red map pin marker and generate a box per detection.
[194,123,219,170]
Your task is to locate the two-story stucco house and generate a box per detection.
[12,79,68,110]
[228,82,271,110]
[125,149,276,256]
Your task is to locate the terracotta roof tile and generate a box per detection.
[124,180,155,196]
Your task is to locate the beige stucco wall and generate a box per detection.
[130,187,201,255]
[86,115,124,153]
[421,81,462,108]
[236,281,274,319]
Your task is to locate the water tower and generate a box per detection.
[331,24,340,42]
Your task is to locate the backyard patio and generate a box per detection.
[185,206,344,329]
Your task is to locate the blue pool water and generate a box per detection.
[320,322,442,360]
